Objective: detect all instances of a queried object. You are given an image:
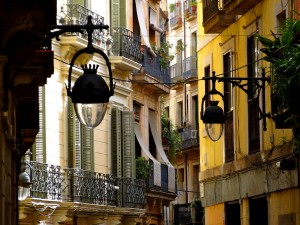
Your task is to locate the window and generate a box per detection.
[177,101,183,127]
[204,65,211,108]
[223,52,234,162]
[191,95,198,128]
[247,34,260,154]
[192,165,199,200]
[177,168,184,190]
[225,201,241,225]
[111,107,135,178]
[67,98,94,171]
[133,102,141,122]
[249,196,268,225]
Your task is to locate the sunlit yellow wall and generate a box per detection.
[205,203,224,225]
[198,0,294,173]
[268,188,300,225]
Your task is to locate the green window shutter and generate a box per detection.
[122,111,135,178]
[67,98,75,168]
[111,107,122,177]
[74,116,81,168]
[81,125,94,171]
[68,0,84,5]
[67,98,94,170]
[111,0,120,29]
[119,0,126,27]
[32,86,46,163]
[110,0,126,28]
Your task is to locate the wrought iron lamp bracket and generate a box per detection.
[47,15,114,97]
[202,69,271,131]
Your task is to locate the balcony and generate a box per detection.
[170,63,183,89]
[183,56,197,80]
[223,0,262,15]
[202,0,236,33]
[58,4,106,47]
[147,160,177,201]
[24,162,146,209]
[109,27,142,71]
[132,48,170,94]
[184,0,197,21]
[170,3,183,29]
[178,125,199,150]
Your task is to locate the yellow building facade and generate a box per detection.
[198,0,299,224]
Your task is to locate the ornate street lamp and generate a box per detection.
[18,161,32,201]
[200,69,270,141]
[48,16,114,128]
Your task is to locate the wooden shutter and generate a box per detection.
[223,52,234,162]
[81,125,94,171]
[122,111,135,178]
[111,108,122,177]
[247,35,260,154]
[32,86,46,163]
[119,0,126,27]
[67,98,75,168]
[68,0,84,5]
[110,0,126,28]
[74,116,81,168]
[111,0,120,29]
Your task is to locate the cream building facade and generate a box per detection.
[164,0,203,224]
[18,0,177,225]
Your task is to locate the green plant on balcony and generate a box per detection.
[136,157,151,179]
[153,41,175,69]
[256,18,300,128]
[257,17,300,152]
[161,99,182,162]
[190,0,197,7]
[175,41,185,54]
[190,0,197,13]
[169,3,175,12]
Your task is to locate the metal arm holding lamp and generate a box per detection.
[47,15,115,128]
[200,69,270,141]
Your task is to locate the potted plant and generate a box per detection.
[190,0,197,13]
[169,3,175,12]
[256,18,300,129]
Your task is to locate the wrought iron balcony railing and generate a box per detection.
[26,162,146,209]
[57,4,106,47]
[148,160,175,193]
[178,125,199,149]
[142,49,171,85]
[183,56,197,80]
[110,27,142,64]
[170,3,183,28]
[170,63,183,83]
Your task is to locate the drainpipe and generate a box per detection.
[183,0,188,125]
[185,152,188,203]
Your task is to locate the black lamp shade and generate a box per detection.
[202,101,225,124]
[70,64,110,128]
[71,64,110,104]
